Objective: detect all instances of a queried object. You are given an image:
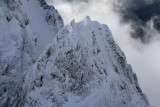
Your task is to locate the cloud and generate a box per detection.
[113,0,160,43]
[126,40,160,107]
[47,0,160,106]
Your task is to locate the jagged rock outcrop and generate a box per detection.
[0,0,63,106]
[22,17,151,107]
[38,0,63,30]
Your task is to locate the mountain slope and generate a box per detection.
[0,0,63,106]
[21,0,63,47]
[22,17,151,107]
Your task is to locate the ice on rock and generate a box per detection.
[22,17,151,107]
[70,19,75,25]
[83,16,91,23]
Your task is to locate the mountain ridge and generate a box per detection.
[22,16,151,107]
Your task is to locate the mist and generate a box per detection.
[47,0,160,106]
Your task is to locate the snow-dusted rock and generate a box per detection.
[22,17,151,107]
[0,0,63,106]
[21,0,64,47]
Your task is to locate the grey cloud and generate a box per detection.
[113,0,160,43]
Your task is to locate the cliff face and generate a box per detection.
[22,17,150,107]
[0,0,151,107]
[0,0,63,106]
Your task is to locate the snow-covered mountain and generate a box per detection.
[0,0,151,107]
[20,16,151,107]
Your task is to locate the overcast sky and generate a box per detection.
[47,0,160,106]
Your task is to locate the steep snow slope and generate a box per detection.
[21,0,63,47]
[0,0,63,106]
[22,17,151,107]
[0,1,37,106]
